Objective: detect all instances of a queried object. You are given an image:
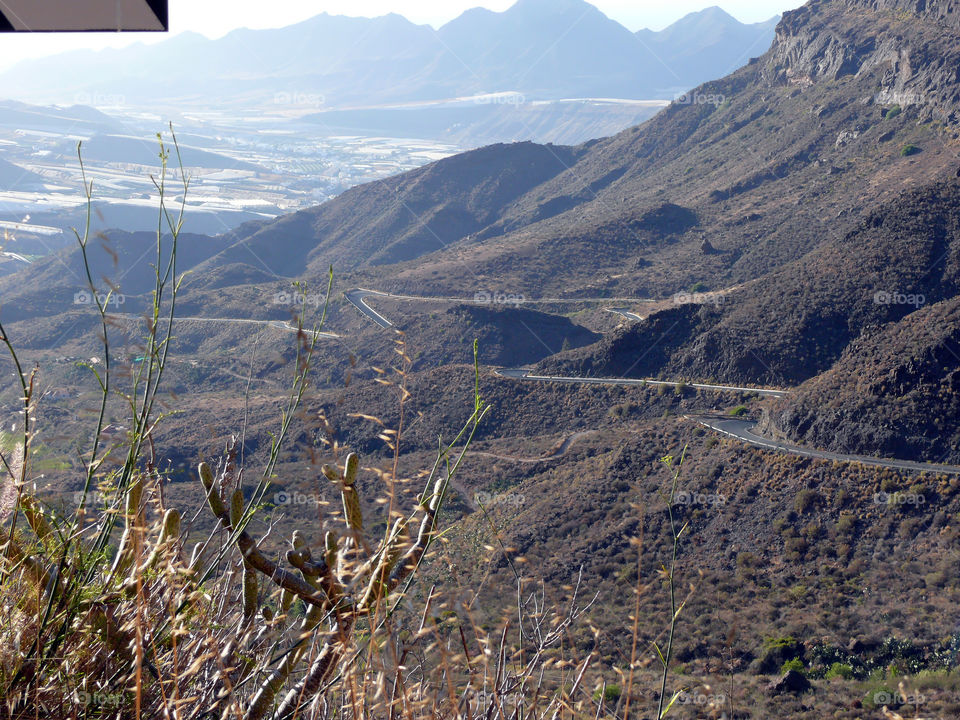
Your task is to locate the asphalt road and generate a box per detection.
[605,307,645,322]
[346,288,960,473]
[344,287,654,329]
[344,288,397,328]
[696,416,960,475]
[495,368,788,398]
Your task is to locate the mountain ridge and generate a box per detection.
[0,2,777,109]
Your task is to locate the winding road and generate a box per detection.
[347,287,960,475]
[696,416,960,476]
[605,307,645,322]
[344,289,398,329]
[344,287,654,329]
[495,368,788,398]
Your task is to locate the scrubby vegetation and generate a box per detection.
[0,140,697,720]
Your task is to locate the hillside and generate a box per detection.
[762,296,960,463]
[5,3,960,715]
[197,141,584,276]
[540,180,960,386]
[178,0,958,306]
[393,303,601,369]
[0,156,44,190]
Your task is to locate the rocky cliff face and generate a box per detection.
[858,0,960,29]
[764,0,960,124]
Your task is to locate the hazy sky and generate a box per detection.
[0,0,803,72]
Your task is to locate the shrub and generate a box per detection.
[728,405,749,417]
[836,514,857,534]
[825,662,855,680]
[594,684,622,704]
[784,536,808,557]
[781,658,806,674]
[901,144,921,156]
[885,105,902,119]
[794,488,820,514]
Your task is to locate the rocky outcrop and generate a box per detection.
[766,670,812,696]
[764,0,960,124]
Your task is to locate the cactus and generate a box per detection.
[359,517,409,612]
[194,438,473,720]
[194,463,328,608]
[198,462,228,520]
[343,452,359,486]
[324,530,338,568]
[231,489,258,625]
[323,453,363,533]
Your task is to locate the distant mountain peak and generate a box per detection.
[506,0,603,17]
[510,0,593,9]
[696,6,738,19]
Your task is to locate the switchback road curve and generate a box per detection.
[347,288,960,474]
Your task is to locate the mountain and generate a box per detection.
[539,179,960,387]
[154,0,960,468]
[9,2,960,711]
[0,156,45,190]
[187,0,959,298]
[432,0,667,99]
[4,0,960,464]
[636,6,780,91]
[0,15,438,108]
[0,2,775,111]
[197,141,585,276]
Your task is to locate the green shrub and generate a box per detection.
[825,662,855,680]
[836,514,857,534]
[594,684,622,704]
[764,635,800,650]
[885,105,902,119]
[781,658,806,674]
[794,488,820,514]
[728,405,749,417]
[900,144,921,156]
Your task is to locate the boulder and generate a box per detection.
[766,670,811,696]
